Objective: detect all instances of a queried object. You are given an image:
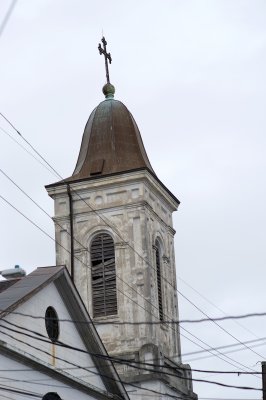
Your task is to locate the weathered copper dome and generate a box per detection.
[71,89,155,181]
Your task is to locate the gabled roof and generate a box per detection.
[0,278,20,294]
[0,266,64,312]
[0,266,129,400]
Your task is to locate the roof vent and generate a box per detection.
[0,265,26,280]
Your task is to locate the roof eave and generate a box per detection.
[45,167,180,205]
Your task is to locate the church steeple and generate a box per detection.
[46,37,197,400]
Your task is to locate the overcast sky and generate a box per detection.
[0,1,265,398]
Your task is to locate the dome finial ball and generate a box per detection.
[102,83,115,99]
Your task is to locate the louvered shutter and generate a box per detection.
[91,234,117,317]
[155,241,163,321]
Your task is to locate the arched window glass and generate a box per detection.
[91,233,117,317]
[42,393,61,400]
[45,306,59,342]
[155,240,163,321]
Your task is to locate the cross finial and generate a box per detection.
[98,36,112,84]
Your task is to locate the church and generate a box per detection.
[0,38,197,399]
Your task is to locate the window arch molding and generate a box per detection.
[88,227,116,249]
[85,224,117,251]
[152,230,165,251]
[90,230,117,318]
[154,235,164,254]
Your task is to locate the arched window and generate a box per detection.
[42,393,61,400]
[91,233,117,317]
[45,306,59,342]
[155,239,163,321]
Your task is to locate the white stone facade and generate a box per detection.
[47,169,197,399]
[48,170,180,355]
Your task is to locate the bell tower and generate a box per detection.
[46,37,197,400]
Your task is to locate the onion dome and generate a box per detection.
[71,84,155,181]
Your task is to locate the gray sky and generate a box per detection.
[0,0,265,398]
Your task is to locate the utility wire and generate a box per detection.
[0,126,59,177]
[0,113,60,179]
[1,306,266,326]
[180,324,258,375]
[0,319,250,376]
[0,323,265,375]
[0,324,262,393]
[0,166,95,266]
[177,289,265,359]
[186,341,266,363]
[178,276,261,340]
[0,327,188,399]
[0,383,41,398]
[0,374,88,392]
[182,336,266,358]
[0,392,18,400]
[0,0,17,37]
[1,318,265,378]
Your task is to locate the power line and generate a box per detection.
[0,383,41,398]
[0,0,17,37]
[185,341,266,363]
[1,318,265,379]
[199,398,259,400]
[0,327,187,399]
[0,166,94,266]
[0,296,266,327]
[0,324,266,368]
[130,397,259,400]
[0,323,262,393]
[0,126,59,177]
[182,335,266,358]
[0,391,18,400]
[177,289,265,359]
[0,193,61,244]
[0,112,61,179]
[180,324,259,376]
[178,276,261,339]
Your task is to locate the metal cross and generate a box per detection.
[98,36,112,84]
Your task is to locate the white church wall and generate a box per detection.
[125,380,190,400]
[0,353,108,400]
[3,282,105,391]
